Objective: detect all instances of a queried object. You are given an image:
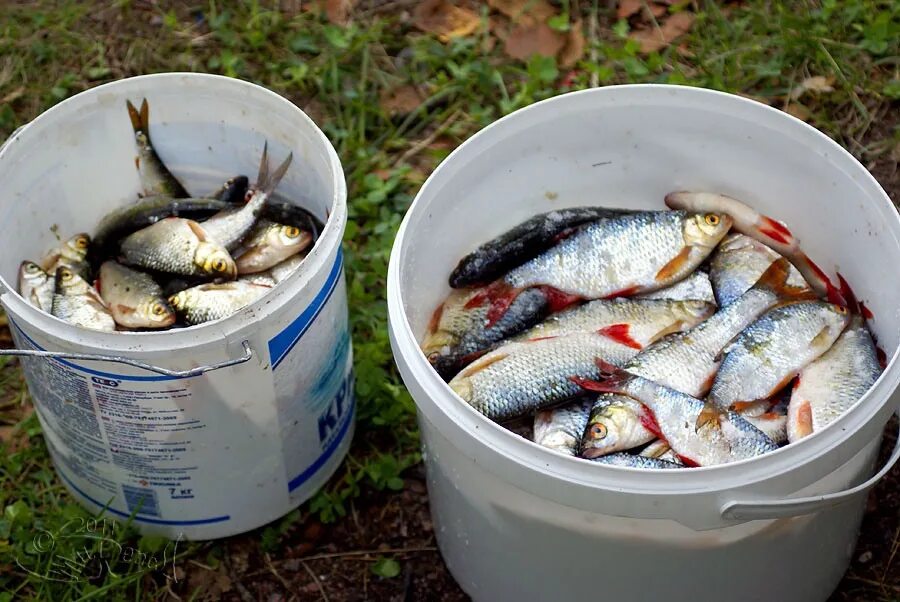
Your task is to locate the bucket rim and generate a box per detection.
[387,84,900,496]
[0,72,347,351]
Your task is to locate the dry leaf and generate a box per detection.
[504,21,566,60]
[784,103,812,122]
[325,0,356,25]
[629,11,694,53]
[380,85,425,116]
[559,20,586,68]
[488,0,556,24]
[2,86,25,104]
[790,75,836,100]
[617,0,642,19]
[414,0,481,42]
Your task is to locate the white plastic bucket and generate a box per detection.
[0,74,354,540]
[387,85,900,601]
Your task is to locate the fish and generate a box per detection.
[745,412,788,445]
[423,287,554,380]
[202,143,293,251]
[239,253,307,287]
[665,192,843,304]
[514,298,715,347]
[578,259,809,454]
[41,233,92,281]
[262,194,324,239]
[637,270,715,303]
[787,315,882,442]
[449,207,635,288]
[580,394,654,459]
[706,301,851,414]
[533,400,593,455]
[93,196,236,256]
[98,261,176,329]
[234,219,312,274]
[18,261,54,312]
[590,453,682,469]
[208,175,250,204]
[709,233,808,308]
[638,440,682,464]
[119,217,237,279]
[448,332,641,421]
[576,360,779,467]
[168,281,272,325]
[51,267,116,331]
[475,211,731,323]
[126,99,189,198]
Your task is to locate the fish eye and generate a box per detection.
[152,304,167,316]
[836,305,848,314]
[76,237,89,248]
[213,259,228,272]
[61,270,74,281]
[285,226,301,238]
[26,263,40,273]
[704,214,720,226]
[589,423,608,440]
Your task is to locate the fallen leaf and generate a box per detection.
[629,11,694,53]
[187,567,233,597]
[504,21,566,60]
[1,86,25,104]
[559,20,586,68]
[413,0,481,42]
[325,0,356,25]
[784,103,812,122]
[380,85,425,116]
[790,75,836,100]
[649,3,667,17]
[489,0,556,24]
[617,0,642,19]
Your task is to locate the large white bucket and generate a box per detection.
[387,85,900,601]
[0,74,354,540]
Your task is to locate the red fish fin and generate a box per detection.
[485,287,521,327]
[571,359,632,393]
[458,352,508,378]
[570,376,612,393]
[597,324,642,350]
[427,302,444,334]
[677,455,701,468]
[836,273,860,314]
[794,401,813,439]
[731,401,758,413]
[139,98,150,131]
[754,258,815,301]
[539,286,581,312]
[186,220,209,242]
[695,402,723,431]
[792,376,801,390]
[876,347,887,369]
[464,288,490,310]
[859,302,874,321]
[604,285,641,300]
[134,156,140,170]
[795,252,846,306]
[655,247,693,283]
[638,406,666,441]
[757,412,783,421]
[758,216,794,246]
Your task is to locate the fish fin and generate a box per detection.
[186,220,209,242]
[256,141,270,188]
[753,257,815,300]
[464,287,490,310]
[766,374,797,398]
[793,400,814,439]
[650,321,686,344]
[525,335,559,342]
[458,352,508,378]
[794,251,845,305]
[876,346,887,369]
[836,273,860,314]
[262,151,293,195]
[115,304,136,315]
[603,285,641,299]
[126,100,142,132]
[655,247,693,283]
[757,216,794,246]
[597,324,642,350]
[638,407,666,441]
[859,301,874,320]
[810,326,834,351]
[481,284,520,327]
[139,99,150,131]
[570,359,631,393]
[731,400,766,413]
[538,286,581,312]
[695,402,723,431]
[427,302,444,335]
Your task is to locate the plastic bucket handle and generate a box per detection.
[721,413,900,522]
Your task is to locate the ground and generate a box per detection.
[0,1,898,600]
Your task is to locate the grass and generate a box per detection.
[0,0,898,599]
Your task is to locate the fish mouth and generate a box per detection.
[579,446,605,459]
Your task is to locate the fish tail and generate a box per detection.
[262,151,293,195]
[256,141,269,188]
[570,359,632,394]
[126,99,143,132]
[695,401,723,431]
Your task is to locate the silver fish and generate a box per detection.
[638,440,682,464]
[120,218,237,279]
[533,400,593,455]
[168,281,271,325]
[580,394,653,459]
[709,233,807,307]
[98,261,175,329]
[127,99,189,198]
[18,261,53,311]
[745,412,788,445]
[239,253,305,287]
[501,211,732,299]
[234,219,312,274]
[637,271,715,303]
[578,362,778,467]
[788,315,882,442]
[708,301,850,412]
[449,332,640,421]
[41,233,91,281]
[590,453,682,469]
[51,267,115,332]
[202,143,293,251]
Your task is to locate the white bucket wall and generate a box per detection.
[0,74,354,540]
[387,85,900,601]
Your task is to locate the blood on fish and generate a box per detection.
[597,324,642,350]
[539,285,582,313]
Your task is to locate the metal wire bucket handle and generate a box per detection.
[0,340,254,379]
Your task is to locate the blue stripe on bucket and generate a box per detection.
[269,249,344,370]
[55,469,231,526]
[288,391,355,492]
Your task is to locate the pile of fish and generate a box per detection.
[18,99,320,331]
[423,194,885,468]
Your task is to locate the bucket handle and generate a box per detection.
[0,340,254,379]
[721,414,900,522]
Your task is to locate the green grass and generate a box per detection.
[0,1,897,599]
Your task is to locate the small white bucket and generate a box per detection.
[0,74,354,540]
[388,85,900,601]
